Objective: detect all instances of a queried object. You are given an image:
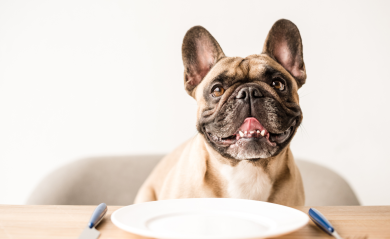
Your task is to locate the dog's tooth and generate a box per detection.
[250,131,255,134]
[244,131,247,136]
[239,131,244,137]
[257,130,260,134]
[261,130,265,136]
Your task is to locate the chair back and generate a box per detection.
[27,155,360,206]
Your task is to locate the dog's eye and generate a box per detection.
[211,85,225,97]
[272,80,285,91]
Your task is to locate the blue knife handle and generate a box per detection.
[309,208,334,235]
[88,203,107,228]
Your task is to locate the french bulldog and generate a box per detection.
[135,19,306,206]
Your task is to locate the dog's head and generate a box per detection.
[182,19,306,161]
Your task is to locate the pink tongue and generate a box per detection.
[238,117,265,132]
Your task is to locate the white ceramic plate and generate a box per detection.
[111,198,308,239]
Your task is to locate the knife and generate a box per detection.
[309,208,343,239]
[78,203,108,239]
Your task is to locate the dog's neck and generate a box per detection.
[195,133,294,200]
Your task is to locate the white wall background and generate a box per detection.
[1,0,389,205]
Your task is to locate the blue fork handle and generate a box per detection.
[88,203,107,228]
[309,208,334,235]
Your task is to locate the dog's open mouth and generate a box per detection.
[206,117,295,147]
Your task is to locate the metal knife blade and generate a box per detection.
[78,226,100,239]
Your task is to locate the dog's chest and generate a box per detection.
[220,161,272,201]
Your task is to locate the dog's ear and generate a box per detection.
[263,19,306,88]
[182,26,225,96]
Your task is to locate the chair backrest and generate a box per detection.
[27,155,360,206]
[295,160,360,206]
[27,155,163,205]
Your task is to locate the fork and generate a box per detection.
[309,208,367,239]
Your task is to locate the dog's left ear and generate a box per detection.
[263,19,306,88]
[182,26,225,96]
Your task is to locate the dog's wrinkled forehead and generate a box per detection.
[194,54,300,105]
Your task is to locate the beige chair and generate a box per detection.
[27,155,360,206]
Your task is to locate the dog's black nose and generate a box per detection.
[236,86,263,100]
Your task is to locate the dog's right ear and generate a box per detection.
[182,26,225,97]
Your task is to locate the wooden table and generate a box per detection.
[0,205,389,239]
